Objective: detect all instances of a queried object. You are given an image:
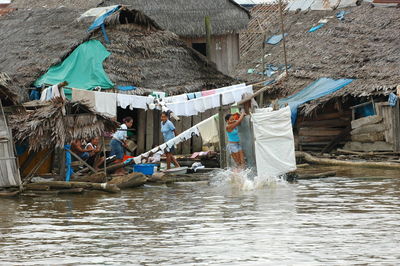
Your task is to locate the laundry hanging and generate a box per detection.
[251,106,296,179]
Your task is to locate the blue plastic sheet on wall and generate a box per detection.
[388,92,398,107]
[278,78,354,124]
[355,103,375,119]
[265,33,288,45]
[64,145,73,182]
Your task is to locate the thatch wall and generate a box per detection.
[0,7,235,99]
[100,0,251,37]
[235,4,400,114]
[10,98,119,151]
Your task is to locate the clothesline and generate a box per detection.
[132,115,219,164]
[70,83,252,118]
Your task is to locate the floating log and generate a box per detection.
[108,172,147,189]
[0,190,20,197]
[297,171,336,180]
[31,181,120,193]
[147,173,210,184]
[296,151,400,169]
[74,172,106,183]
[24,184,50,191]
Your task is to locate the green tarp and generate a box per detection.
[34,40,114,98]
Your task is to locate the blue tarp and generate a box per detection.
[278,78,354,124]
[117,85,137,91]
[308,23,325,33]
[88,5,121,31]
[265,33,288,45]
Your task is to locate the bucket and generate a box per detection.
[133,164,157,175]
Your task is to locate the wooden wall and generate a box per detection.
[135,108,219,155]
[296,102,352,152]
[0,113,21,187]
[183,34,240,76]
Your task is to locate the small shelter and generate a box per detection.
[98,0,251,75]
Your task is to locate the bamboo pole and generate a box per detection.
[66,149,97,174]
[102,136,107,182]
[205,16,212,61]
[278,0,289,76]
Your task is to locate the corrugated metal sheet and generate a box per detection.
[286,0,357,11]
[0,103,21,188]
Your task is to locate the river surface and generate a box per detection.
[1,166,400,265]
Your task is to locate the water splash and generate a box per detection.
[209,168,288,191]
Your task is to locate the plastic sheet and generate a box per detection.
[278,78,353,124]
[251,106,296,178]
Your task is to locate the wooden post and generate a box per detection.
[182,117,192,155]
[218,94,227,169]
[59,148,65,181]
[205,16,212,61]
[192,115,202,152]
[393,100,400,152]
[102,136,107,181]
[278,0,289,76]
[137,109,146,154]
[67,149,97,174]
[146,110,154,151]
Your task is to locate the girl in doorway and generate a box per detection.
[160,111,180,169]
[225,112,246,169]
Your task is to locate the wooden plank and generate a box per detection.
[321,125,352,153]
[182,116,192,154]
[393,101,400,152]
[136,109,146,154]
[351,115,382,129]
[299,128,342,137]
[145,110,154,151]
[218,95,227,169]
[302,111,351,122]
[192,114,203,152]
[350,123,387,135]
[343,141,393,152]
[153,110,161,147]
[298,119,350,128]
[351,132,385,142]
[174,118,183,154]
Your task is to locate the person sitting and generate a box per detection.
[225,112,246,169]
[110,116,134,175]
[71,139,93,161]
[85,137,105,170]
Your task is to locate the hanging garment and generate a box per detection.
[222,90,235,105]
[197,116,219,144]
[164,94,188,103]
[187,93,196,100]
[95,91,117,117]
[51,85,60,98]
[201,95,214,110]
[194,98,206,113]
[72,88,96,108]
[185,101,198,116]
[39,88,49,102]
[201,90,216,97]
[251,106,296,178]
[194,92,202,99]
[210,94,220,108]
[117,94,133,110]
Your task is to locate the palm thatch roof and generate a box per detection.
[10,98,119,151]
[0,6,236,99]
[99,0,251,37]
[0,73,19,106]
[235,4,400,114]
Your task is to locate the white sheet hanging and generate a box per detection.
[95,91,117,118]
[251,106,296,178]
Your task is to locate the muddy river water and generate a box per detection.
[1,166,400,265]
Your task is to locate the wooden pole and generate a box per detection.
[278,0,289,76]
[66,149,97,174]
[205,16,212,61]
[102,136,107,182]
[218,94,227,169]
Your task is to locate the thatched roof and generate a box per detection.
[99,0,251,37]
[10,98,119,151]
[0,6,235,99]
[235,4,400,113]
[0,73,19,106]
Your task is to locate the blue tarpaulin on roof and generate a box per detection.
[278,78,354,124]
[88,5,121,31]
